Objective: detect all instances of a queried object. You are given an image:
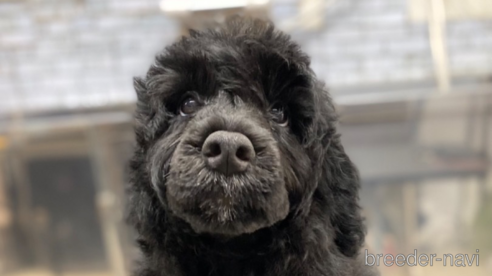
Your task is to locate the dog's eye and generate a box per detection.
[180,96,200,116]
[271,105,288,126]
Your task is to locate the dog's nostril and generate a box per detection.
[202,131,256,175]
[204,142,221,158]
[236,146,252,162]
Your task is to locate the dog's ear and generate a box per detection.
[315,85,365,258]
[129,76,170,252]
[133,76,148,101]
[133,77,153,146]
[324,136,365,257]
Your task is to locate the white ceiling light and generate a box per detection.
[160,0,270,13]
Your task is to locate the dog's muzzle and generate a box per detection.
[160,108,290,236]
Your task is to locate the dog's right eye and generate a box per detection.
[180,96,200,116]
[270,104,289,126]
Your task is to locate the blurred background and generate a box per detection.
[0,0,491,276]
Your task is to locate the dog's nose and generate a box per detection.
[202,131,255,175]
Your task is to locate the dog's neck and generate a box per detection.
[160,220,305,275]
[164,216,289,255]
[147,215,349,276]
[136,202,371,276]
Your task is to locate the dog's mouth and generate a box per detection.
[162,130,290,236]
[165,158,290,236]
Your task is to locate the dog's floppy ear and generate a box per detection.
[315,85,365,258]
[133,76,152,119]
[324,136,365,257]
[133,76,171,147]
[133,77,153,147]
[129,76,169,249]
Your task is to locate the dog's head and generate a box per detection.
[131,17,363,256]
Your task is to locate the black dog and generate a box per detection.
[128,17,376,276]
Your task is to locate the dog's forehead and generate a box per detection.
[198,38,308,96]
[192,40,274,103]
[201,39,260,69]
[205,43,233,58]
[152,28,314,107]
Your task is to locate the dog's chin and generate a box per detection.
[165,177,290,237]
[179,206,288,237]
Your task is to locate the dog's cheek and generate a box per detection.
[251,153,290,221]
[264,180,290,223]
[147,126,184,186]
[278,143,316,210]
[166,145,205,210]
[169,150,203,187]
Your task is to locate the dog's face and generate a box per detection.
[134,20,324,237]
[165,92,291,236]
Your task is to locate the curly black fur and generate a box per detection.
[128,17,377,276]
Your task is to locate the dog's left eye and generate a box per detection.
[271,105,288,126]
[180,96,200,116]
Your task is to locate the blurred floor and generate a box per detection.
[4,269,110,276]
